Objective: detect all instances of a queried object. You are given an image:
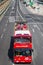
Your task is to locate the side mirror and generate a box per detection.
[32,49,34,52]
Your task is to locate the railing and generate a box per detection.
[0,0,11,16]
[0,0,8,6]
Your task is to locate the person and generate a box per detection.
[23,24,27,30]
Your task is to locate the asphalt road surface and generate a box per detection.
[0,0,43,65]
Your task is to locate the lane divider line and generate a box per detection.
[1,34,3,39]
[17,8,25,21]
[32,29,35,32]
[3,28,6,32]
[33,24,40,31]
[12,63,14,65]
[12,7,14,10]
[41,32,43,36]
[5,23,7,27]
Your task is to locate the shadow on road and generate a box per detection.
[8,36,14,62]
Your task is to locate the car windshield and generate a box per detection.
[15,37,31,43]
[14,48,32,56]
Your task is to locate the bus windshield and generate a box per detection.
[14,49,32,56]
[15,37,31,43]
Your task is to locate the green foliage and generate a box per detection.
[0,0,4,3]
[29,1,33,6]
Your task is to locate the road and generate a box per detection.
[0,0,16,65]
[0,0,43,65]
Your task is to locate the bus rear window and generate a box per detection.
[14,37,31,43]
[14,49,32,56]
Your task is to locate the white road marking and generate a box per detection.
[33,24,43,36]
[5,24,7,27]
[12,63,15,65]
[10,11,14,15]
[9,61,15,65]
[41,32,43,36]
[12,7,14,10]
[17,3,25,21]
[9,16,15,22]
[28,23,43,24]
[33,24,40,31]
[29,25,35,32]
[37,25,40,31]
[33,24,37,27]
[17,10,25,21]
[7,21,8,23]
[42,34,43,36]
[3,28,6,32]
[13,0,14,1]
[32,29,35,32]
[1,34,3,39]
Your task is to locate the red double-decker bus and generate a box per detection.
[13,22,33,64]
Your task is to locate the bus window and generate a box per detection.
[15,37,31,43]
[14,49,32,56]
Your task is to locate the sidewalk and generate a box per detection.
[26,3,43,16]
[0,0,11,21]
